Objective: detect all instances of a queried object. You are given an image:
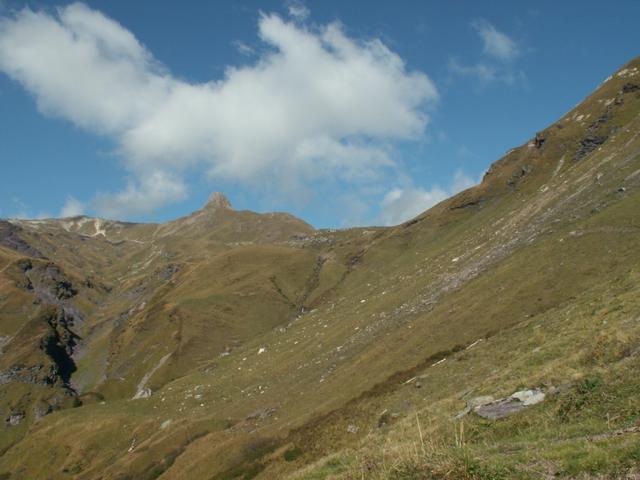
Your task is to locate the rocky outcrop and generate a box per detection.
[622,82,639,94]
[507,165,533,188]
[0,306,80,389]
[0,305,81,428]
[473,389,546,420]
[204,192,233,211]
[0,364,60,386]
[533,132,545,148]
[0,221,44,258]
[6,411,24,426]
[40,308,79,386]
[576,135,608,160]
[15,260,84,332]
[21,261,78,301]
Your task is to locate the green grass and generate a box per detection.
[0,56,639,479]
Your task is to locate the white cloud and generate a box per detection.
[448,20,523,88]
[59,196,85,217]
[447,57,524,87]
[378,170,476,226]
[448,58,497,83]
[93,171,187,218]
[0,3,437,218]
[379,186,447,226]
[287,0,310,21]
[472,19,518,61]
[234,40,256,56]
[6,197,53,219]
[450,169,476,193]
[0,3,171,135]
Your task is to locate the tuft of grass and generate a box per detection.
[284,448,304,462]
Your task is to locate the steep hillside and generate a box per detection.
[0,56,639,479]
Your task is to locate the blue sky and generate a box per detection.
[1,0,639,227]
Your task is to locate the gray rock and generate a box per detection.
[346,424,359,434]
[132,387,152,400]
[7,412,25,426]
[33,401,53,420]
[246,407,275,421]
[576,135,608,160]
[474,398,526,420]
[511,389,546,406]
[474,389,545,420]
[454,395,494,419]
[453,406,471,420]
[0,221,45,258]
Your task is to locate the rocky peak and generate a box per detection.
[204,192,232,211]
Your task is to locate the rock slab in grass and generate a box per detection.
[474,389,545,420]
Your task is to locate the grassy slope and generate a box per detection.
[0,58,638,479]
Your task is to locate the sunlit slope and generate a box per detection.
[0,57,638,479]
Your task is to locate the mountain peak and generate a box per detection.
[204,192,232,211]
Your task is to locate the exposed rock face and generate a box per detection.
[132,387,152,400]
[40,308,79,386]
[245,407,276,421]
[576,135,608,160]
[0,221,44,258]
[0,364,60,386]
[588,112,612,131]
[6,412,24,426]
[0,307,80,389]
[18,261,78,302]
[622,82,639,93]
[204,192,233,211]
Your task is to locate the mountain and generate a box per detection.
[1,56,639,479]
